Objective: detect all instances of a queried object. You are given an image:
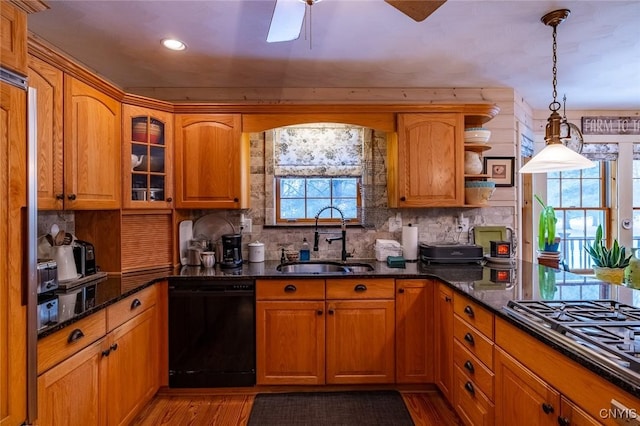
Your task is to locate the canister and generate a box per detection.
[248,241,265,263]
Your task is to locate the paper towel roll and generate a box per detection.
[402,224,418,261]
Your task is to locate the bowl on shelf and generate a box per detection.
[464,127,491,144]
[464,180,495,205]
[132,121,162,144]
[134,155,164,173]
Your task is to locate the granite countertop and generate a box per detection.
[38,258,640,398]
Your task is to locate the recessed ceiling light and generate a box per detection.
[161,38,186,51]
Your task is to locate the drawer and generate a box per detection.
[454,365,494,426]
[257,279,325,300]
[326,278,394,300]
[454,294,494,339]
[454,315,494,369]
[107,285,157,332]
[454,339,494,400]
[37,310,107,374]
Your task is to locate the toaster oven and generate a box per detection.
[37,259,59,294]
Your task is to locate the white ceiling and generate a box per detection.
[27,0,640,110]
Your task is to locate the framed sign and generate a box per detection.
[484,156,515,187]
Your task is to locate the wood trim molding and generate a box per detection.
[9,0,48,14]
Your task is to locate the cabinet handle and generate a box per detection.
[464,332,475,345]
[328,309,335,315]
[131,298,142,310]
[110,343,118,352]
[557,417,570,426]
[542,403,554,414]
[55,193,64,200]
[317,310,323,316]
[233,197,239,202]
[167,197,173,202]
[67,194,77,201]
[284,284,297,293]
[464,360,475,374]
[464,381,475,395]
[464,305,475,317]
[398,288,405,294]
[445,296,452,302]
[101,349,111,357]
[67,328,85,343]
[400,196,406,202]
[354,284,367,292]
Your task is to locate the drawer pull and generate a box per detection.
[464,360,475,374]
[557,417,570,426]
[284,284,297,293]
[464,381,475,395]
[354,284,367,292]
[131,298,142,310]
[464,332,475,345]
[464,305,475,317]
[542,403,554,414]
[67,328,85,344]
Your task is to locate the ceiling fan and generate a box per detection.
[267,0,447,43]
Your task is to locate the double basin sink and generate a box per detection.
[277,261,375,275]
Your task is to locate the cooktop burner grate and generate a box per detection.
[504,299,640,382]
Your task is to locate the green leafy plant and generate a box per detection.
[584,224,632,268]
[534,194,558,251]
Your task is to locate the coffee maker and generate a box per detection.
[220,233,243,269]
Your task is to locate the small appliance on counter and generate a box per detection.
[419,242,484,264]
[73,240,96,277]
[36,259,59,294]
[220,233,243,269]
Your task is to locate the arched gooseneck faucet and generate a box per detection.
[313,205,350,262]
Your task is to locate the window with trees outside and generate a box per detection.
[547,163,610,272]
[272,124,365,225]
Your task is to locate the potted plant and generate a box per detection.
[534,195,560,252]
[584,224,632,284]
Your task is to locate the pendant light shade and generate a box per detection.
[519,9,595,174]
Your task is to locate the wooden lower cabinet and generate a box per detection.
[395,279,434,383]
[559,397,602,426]
[326,299,395,384]
[453,365,494,426]
[256,300,325,385]
[37,338,109,426]
[494,347,560,426]
[36,288,160,425]
[435,282,454,400]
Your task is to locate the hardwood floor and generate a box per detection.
[131,389,462,426]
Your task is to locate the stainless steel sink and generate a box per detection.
[276,262,374,274]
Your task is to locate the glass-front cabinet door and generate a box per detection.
[122,104,173,208]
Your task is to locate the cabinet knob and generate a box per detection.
[284,284,297,293]
[400,196,406,202]
[101,349,111,357]
[67,328,85,343]
[398,288,405,294]
[234,197,239,202]
[542,403,554,414]
[464,332,475,345]
[445,296,452,302]
[464,360,475,374]
[167,197,173,202]
[110,343,118,352]
[464,381,475,395]
[328,309,335,315]
[557,417,570,426]
[317,310,323,316]
[67,194,77,201]
[55,193,64,200]
[464,305,475,317]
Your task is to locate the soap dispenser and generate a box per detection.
[300,238,311,261]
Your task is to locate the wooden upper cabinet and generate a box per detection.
[0,2,27,74]
[389,113,464,207]
[174,114,249,209]
[122,104,174,209]
[64,75,121,209]
[28,55,64,210]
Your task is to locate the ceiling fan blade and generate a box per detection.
[267,0,306,43]
[384,0,447,22]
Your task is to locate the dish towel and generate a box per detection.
[386,255,406,268]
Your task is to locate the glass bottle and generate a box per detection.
[299,238,311,261]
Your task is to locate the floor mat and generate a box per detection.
[247,390,415,426]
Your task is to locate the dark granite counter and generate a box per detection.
[37,258,640,398]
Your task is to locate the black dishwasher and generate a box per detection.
[168,278,255,387]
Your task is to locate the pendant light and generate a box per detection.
[519,9,595,174]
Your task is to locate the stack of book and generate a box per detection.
[537,250,561,268]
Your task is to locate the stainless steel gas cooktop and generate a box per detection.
[503,300,640,385]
